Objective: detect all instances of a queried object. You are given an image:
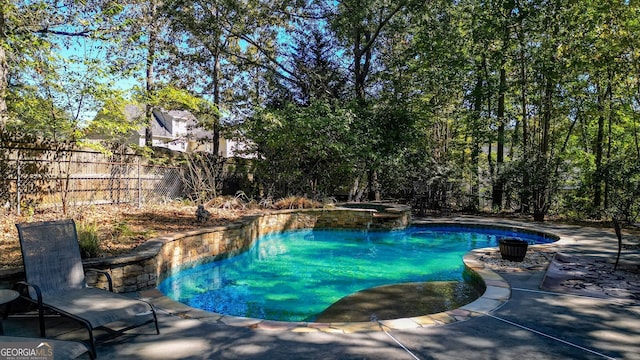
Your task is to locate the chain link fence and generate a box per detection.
[1,147,183,215]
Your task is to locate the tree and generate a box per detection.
[287,25,348,104]
[328,0,409,200]
[242,100,356,199]
[1,0,128,135]
[149,0,306,156]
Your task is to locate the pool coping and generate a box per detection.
[139,218,568,334]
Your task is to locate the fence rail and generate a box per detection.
[1,148,183,214]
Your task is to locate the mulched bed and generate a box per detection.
[1,203,260,269]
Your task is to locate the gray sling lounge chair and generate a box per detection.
[14,219,159,358]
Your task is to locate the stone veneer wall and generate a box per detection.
[0,205,410,293]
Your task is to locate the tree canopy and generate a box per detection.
[3,0,640,221]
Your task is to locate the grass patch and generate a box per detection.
[78,222,101,259]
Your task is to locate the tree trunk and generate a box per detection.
[349,173,365,202]
[518,23,530,214]
[212,50,221,157]
[0,4,8,129]
[492,67,506,211]
[353,27,371,104]
[145,0,158,147]
[533,73,554,216]
[542,76,552,156]
[469,62,484,211]
[367,168,381,201]
[604,75,614,210]
[593,82,608,211]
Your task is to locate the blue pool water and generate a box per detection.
[158,225,555,322]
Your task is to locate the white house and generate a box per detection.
[88,104,249,157]
[144,108,249,157]
[139,108,207,153]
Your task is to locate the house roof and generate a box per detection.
[132,107,211,141]
[147,109,173,139]
[160,109,213,141]
[87,104,214,147]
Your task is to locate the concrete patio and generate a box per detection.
[2,217,639,359]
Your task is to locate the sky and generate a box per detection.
[55,35,143,125]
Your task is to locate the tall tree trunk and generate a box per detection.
[593,82,609,211]
[207,7,222,157]
[603,74,614,210]
[145,0,158,147]
[483,56,496,208]
[212,50,221,157]
[353,28,371,104]
[0,3,8,129]
[492,67,506,210]
[492,2,514,212]
[367,168,380,201]
[517,23,530,214]
[353,28,380,201]
[469,62,484,211]
[533,72,554,216]
[635,66,640,159]
[541,77,552,156]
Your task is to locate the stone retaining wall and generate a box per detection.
[0,205,411,293]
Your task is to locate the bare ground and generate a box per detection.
[1,203,263,269]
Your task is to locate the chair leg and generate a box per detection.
[88,328,97,359]
[3,301,11,321]
[152,308,160,335]
[38,305,45,337]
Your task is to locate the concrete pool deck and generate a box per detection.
[3,216,639,359]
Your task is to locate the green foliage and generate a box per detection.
[108,220,154,243]
[6,89,76,139]
[77,222,101,259]
[4,0,640,222]
[81,93,146,154]
[242,99,357,199]
[142,86,216,114]
[2,0,133,138]
[111,221,135,240]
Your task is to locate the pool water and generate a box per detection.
[158,225,555,322]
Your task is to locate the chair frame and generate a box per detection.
[13,219,160,358]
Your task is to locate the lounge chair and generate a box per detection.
[13,219,159,358]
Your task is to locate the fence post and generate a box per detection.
[137,157,141,208]
[16,157,20,216]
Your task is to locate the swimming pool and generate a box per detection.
[158,225,556,322]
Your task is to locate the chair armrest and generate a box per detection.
[13,281,47,337]
[13,281,43,306]
[85,268,114,292]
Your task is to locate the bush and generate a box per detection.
[78,222,101,258]
[206,191,258,210]
[272,196,323,210]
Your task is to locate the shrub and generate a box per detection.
[206,191,257,210]
[78,222,101,258]
[272,196,323,210]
